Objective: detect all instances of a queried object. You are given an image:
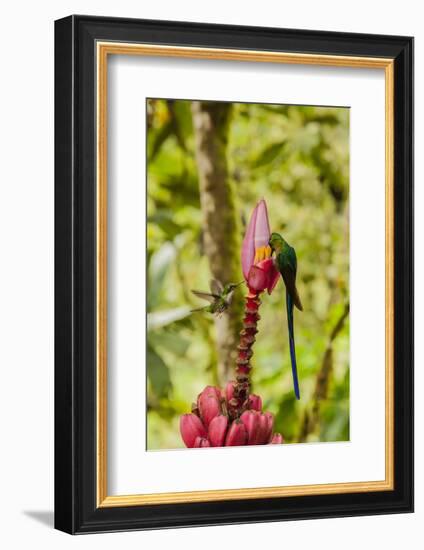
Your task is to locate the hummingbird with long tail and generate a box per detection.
[191,279,243,317]
[268,232,303,400]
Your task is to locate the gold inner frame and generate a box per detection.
[96,42,395,508]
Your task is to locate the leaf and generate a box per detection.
[320,404,349,441]
[160,175,200,209]
[147,344,172,398]
[170,100,193,147]
[148,330,190,355]
[258,104,290,117]
[148,120,173,161]
[148,211,181,239]
[252,142,286,168]
[147,307,191,330]
[274,394,298,442]
[147,242,177,310]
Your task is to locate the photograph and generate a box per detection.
[0,0,417,543]
[51,11,413,536]
[146,98,350,450]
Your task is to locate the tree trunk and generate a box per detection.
[191,101,244,383]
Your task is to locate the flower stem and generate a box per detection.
[228,291,262,419]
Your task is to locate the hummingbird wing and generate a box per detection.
[191,290,219,303]
[190,305,209,313]
[210,279,224,295]
[224,291,234,306]
[275,246,302,399]
[279,247,303,311]
[280,268,303,311]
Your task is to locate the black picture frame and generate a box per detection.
[55,14,414,534]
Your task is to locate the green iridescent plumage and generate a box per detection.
[191,279,243,316]
[269,232,303,399]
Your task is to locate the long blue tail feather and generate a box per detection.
[286,291,300,400]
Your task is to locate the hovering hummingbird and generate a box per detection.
[191,279,243,316]
[268,232,303,400]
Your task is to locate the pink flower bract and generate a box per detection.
[241,200,280,294]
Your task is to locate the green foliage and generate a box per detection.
[146,98,350,450]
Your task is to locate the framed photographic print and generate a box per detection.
[54,15,414,534]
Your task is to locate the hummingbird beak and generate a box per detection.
[235,281,244,287]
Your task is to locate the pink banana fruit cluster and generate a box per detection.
[180,385,283,448]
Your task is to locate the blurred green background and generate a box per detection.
[146,99,350,450]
